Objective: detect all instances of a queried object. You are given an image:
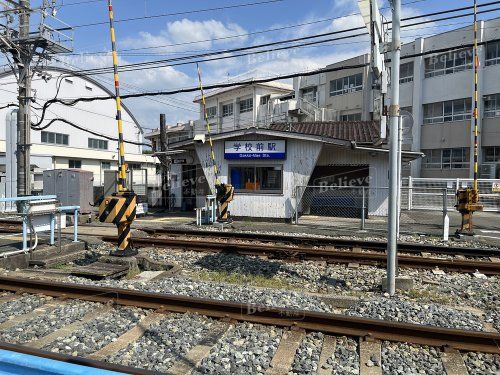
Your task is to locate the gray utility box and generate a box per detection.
[43,169,94,214]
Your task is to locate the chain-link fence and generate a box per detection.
[295,185,500,238]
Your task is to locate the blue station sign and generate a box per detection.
[224,140,286,159]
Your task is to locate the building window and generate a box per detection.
[424,48,473,78]
[422,148,469,169]
[484,147,500,162]
[239,98,253,113]
[69,159,82,169]
[484,94,500,118]
[301,87,317,102]
[129,163,142,170]
[222,103,233,117]
[423,98,472,124]
[260,95,270,105]
[329,73,363,96]
[41,131,69,145]
[101,161,111,170]
[486,40,500,66]
[229,165,283,193]
[88,138,108,150]
[206,106,217,119]
[340,113,362,121]
[400,61,414,83]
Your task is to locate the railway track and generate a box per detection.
[101,234,500,275]
[0,276,496,374]
[140,227,500,258]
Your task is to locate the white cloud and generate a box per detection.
[122,18,248,53]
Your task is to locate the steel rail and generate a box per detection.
[102,235,500,275]
[141,227,500,258]
[0,276,497,354]
[0,340,155,374]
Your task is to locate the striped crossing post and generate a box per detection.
[108,0,126,192]
[97,0,137,256]
[472,0,479,193]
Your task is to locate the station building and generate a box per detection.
[144,82,422,219]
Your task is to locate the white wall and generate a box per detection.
[0,69,158,188]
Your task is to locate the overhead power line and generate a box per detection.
[66,0,431,55]
[65,3,500,76]
[30,38,500,129]
[64,0,285,30]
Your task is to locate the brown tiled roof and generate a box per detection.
[269,121,380,144]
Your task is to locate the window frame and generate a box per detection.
[399,61,414,84]
[329,73,363,96]
[422,148,470,169]
[340,113,362,121]
[483,146,500,163]
[222,103,234,117]
[424,49,473,78]
[68,159,82,169]
[88,138,109,150]
[484,94,500,118]
[206,106,217,119]
[486,41,500,66]
[423,98,472,124]
[239,98,253,114]
[229,164,283,194]
[260,95,271,106]
[41,131,69,146]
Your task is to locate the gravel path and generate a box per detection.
[327,336,359,375]
[463,352,500,375]
[346,298,484,330]
[109,313,216,372]
[193,323,281,375]
[0,300,97,344]
[0,294,51,324]
[381,342,445,375]
[43,306,146,356]
[290,332,323,375]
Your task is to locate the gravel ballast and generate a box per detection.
[193,322,281,375]
[43,306,146,356]
[327,336,359,375]
[0,294,51,324]
[346,298,484,330]
[0,300,97,344]
[290,332,323,375]
[108,313,215,372]
[381,342,445,375]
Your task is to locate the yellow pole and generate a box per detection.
[473,0,479,194]
[107,0,127,192]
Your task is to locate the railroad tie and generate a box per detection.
[0,292,23,305]
[440,348,469,375]
[87,311,165,361]
[26,304,113,349]
[166,322,232,375]
[317,335,336,375]
[266,329,306,375]
[0,299,66,331]
[359,339,382,375]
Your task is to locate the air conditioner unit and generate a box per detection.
[480,164,497,179]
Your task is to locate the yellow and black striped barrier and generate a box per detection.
[99,191,137,256]
[216,184,234,222]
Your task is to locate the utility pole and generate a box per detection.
[387,0,401,296]
[17,0,31,198]
[0,0,73,205]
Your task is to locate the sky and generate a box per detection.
[15,0,500,130]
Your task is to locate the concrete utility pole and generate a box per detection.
[0,0,73,205]
[17,0,32,198]
[387,0,401,296]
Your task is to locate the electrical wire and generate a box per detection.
[65,0,286,30]
[65,3,500,76]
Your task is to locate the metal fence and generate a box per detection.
[404,177,500,212]
[295,185,500,238]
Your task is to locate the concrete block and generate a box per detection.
[381,276,414,291]
[322,295,359,308]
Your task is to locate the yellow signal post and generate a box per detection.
[98,0,137,256]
